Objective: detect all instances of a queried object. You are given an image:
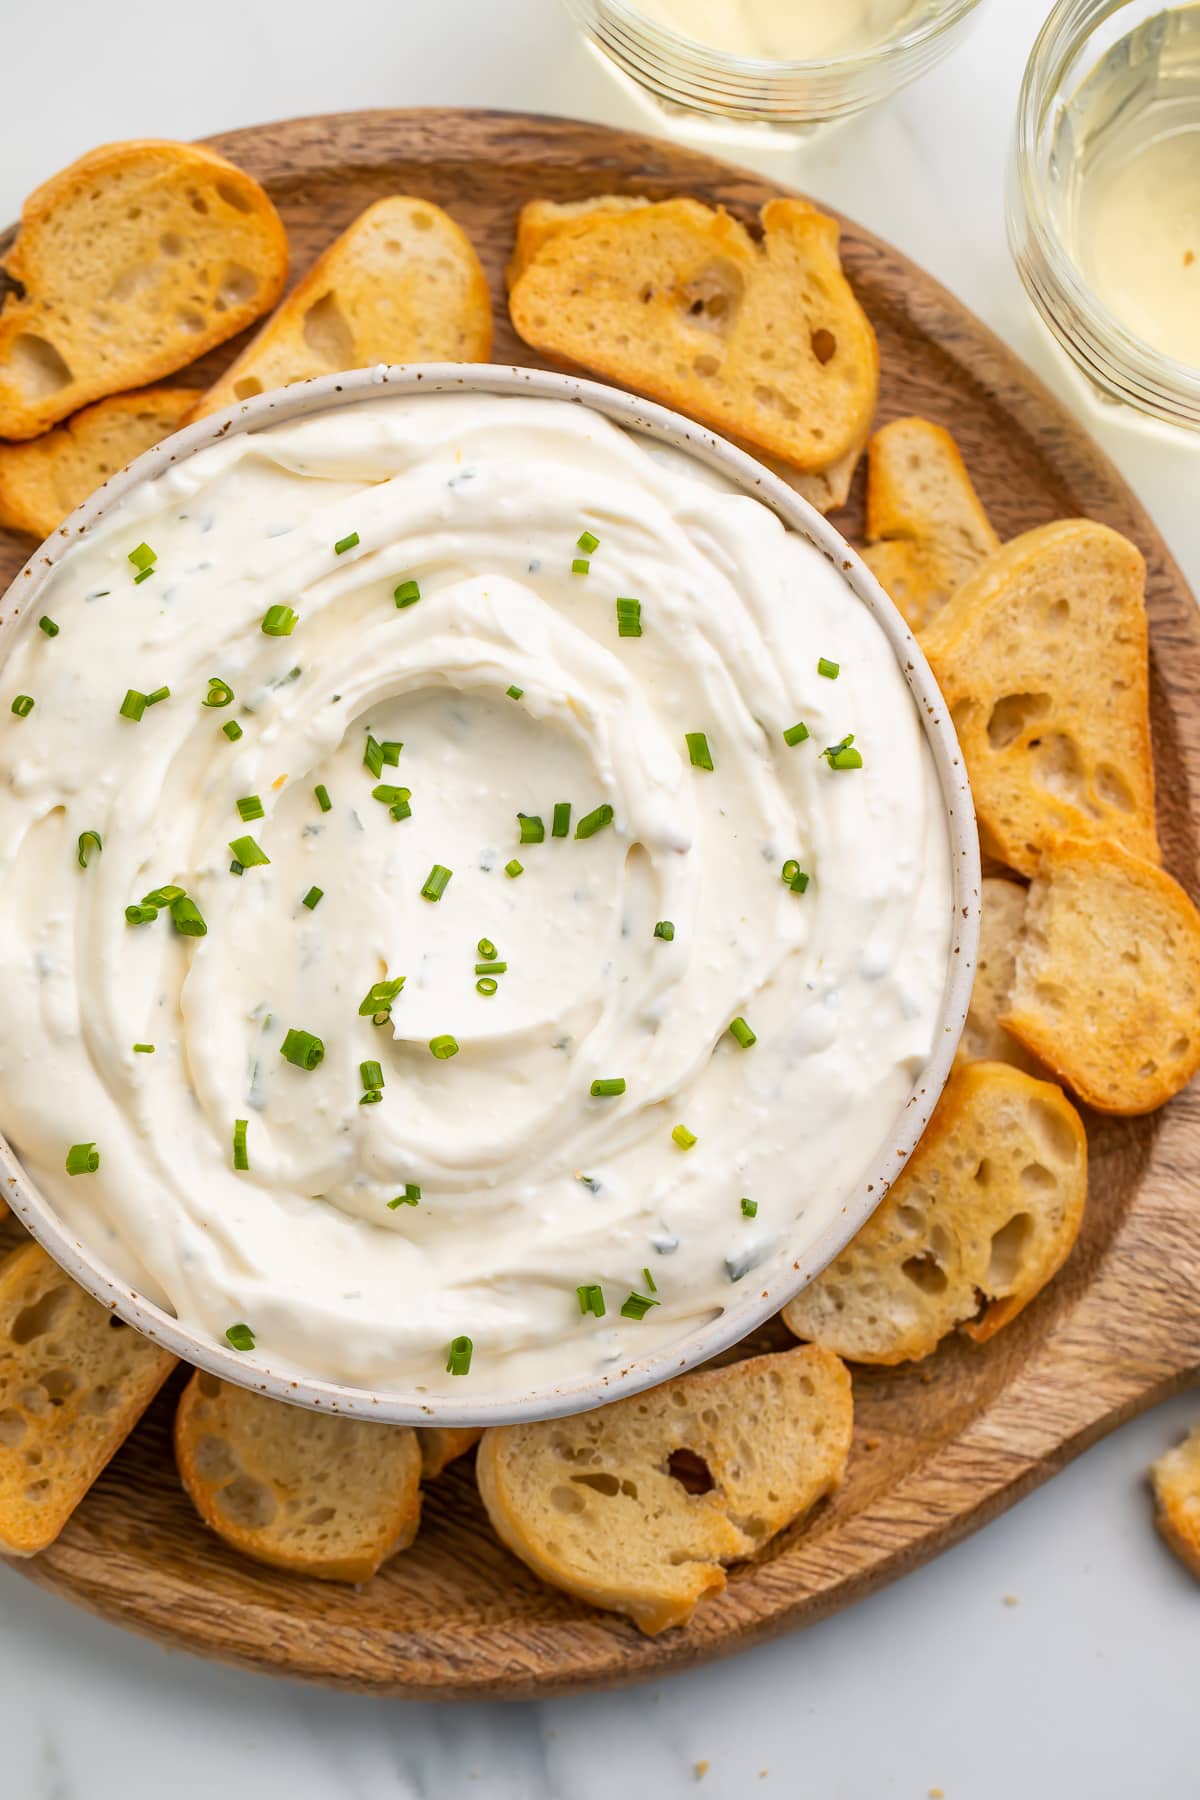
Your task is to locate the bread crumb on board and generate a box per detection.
[694,1761,710,1781]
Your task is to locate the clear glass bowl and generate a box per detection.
[561,0,985,133]
[1008,0,1200,430]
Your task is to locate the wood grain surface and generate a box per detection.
[2,109,1198,1699]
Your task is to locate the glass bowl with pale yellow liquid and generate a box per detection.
[560,0,984,132]
[1010,0,1200,428]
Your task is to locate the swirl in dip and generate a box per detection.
[0,392,953,1398]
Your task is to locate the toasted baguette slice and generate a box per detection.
[476,1345,851,1635]
[507,195,652,288]
[508,195,878,475]
[959,877,1041,1073]
[783,1063,1087,1364]
[0,1244,176,1556]
[860,417,1000,632]
[1002,837,1200,1114]
[0,141,286,438]
[1151,1422,1200,1580]
[0,386,195,538]
[922,520,1157,875]
[175,1371,421,1581]
[418,1425,483,1480]
[191,198,493,421]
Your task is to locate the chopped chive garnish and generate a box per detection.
[229,861,244,878]
[653,920,675,941]
[642,1265,657,1293]
[133,568,154,585]
[817,656,840,679]
[364,735,384,778]
[390,798,412,822]
[421,864,452,902]
[552,802,571,838]
[505,859,524,878]
[125,904,158,925]
[358,976,405,1019]
[65,1141,99,1176]
[133,1043,155,1054]
[781,859,810,893]
[119,689,148,722]
[477,938,497,959]
[620,1291,659,1320]
[314,784,332,813]
[381,740,402,766]
[11,695,34,717]
[76,830,102,869]
[236,795,264,822]
[476,976,498,996]
[429,1035,459,1059]
[281,1027,324,1071]
[577,1283,605,1318]
[222,720,243,741]
[517,812,545,844]
[590,1077,626,1097]
[685,731,713,771]
[359,1088,382,1105]
[146,685,170,706]
[262,604,298,636]
[334,531,360,555]
[38,616,59,637]
[128,543,156,572]
[372,784,410,808]
[823,733,864,770]
[229,835,269,867]
[571,558,590,575]
[475,961,507,976]
[577,529,600,554]
[204,677,234,708]
[360,1059,384,1092]
[302,885,323,910]
[741,1197,758,1218]
[575,803,614,839]
[226,1322,255,1353]
[143,884,184,907]
[506,684,524,701]
[169,895,207,937]
[783,721,810,746]
[388,1184,421,1208]
[394,578,421,608]
[446,1335,473,1376]
[616,597,642,638]
[729,1016,757,1049]
[233,1118,249,1170]
[672,1123,697,1150]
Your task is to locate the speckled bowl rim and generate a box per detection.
[0,363,980,1425]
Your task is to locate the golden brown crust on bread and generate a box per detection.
[0,386,196,538]
[1151,1423,1200,1579]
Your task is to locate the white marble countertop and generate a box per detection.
[1,1,1197,1794]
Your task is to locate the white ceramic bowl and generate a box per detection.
[0,364,980,1425]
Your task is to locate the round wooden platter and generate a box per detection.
[3,108,1199,1699]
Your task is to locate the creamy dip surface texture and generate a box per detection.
[0,392,953,1400]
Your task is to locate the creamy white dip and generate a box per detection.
[0,393,952,1397]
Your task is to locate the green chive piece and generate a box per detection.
[229,835,269,867]
[76,830,102,869]
[229,861,244,878]
[170,895,207,937]
[134,568,154,585]
[302,886,323,910]
[38,615,59,638]
[571,557,590,576]
[446,1335,473,1376]
[517,812,545,844]
[552,802,571,838]
[575,804,614,840]
[474,960,507,976]
[142,885,184,907]
[358,976,405,1018]
[429,1035,459,1060]
[653,920,675,941]
[334,531,360,555]
[65,1141,99,1176]
[672,1123,697,1150]
[233,1118,249,1170]
[817,656,840,679]
[389,799,412,822]
[642,1265,657,1293]
[119,689,148,722]
[281,1027,324,1071]
[146,686,170,706]
[314,784,332,813]
[128,543,156,573]
[226,1322,255,1353]
[381,740,403,766]
[394,578,421,608]
[261,604,298,636]
[577,529,599,554]
[236,795,264,822]
[685,731,713,771]
[616,597,642,638]
[222,720,243,741]
[783,721,810,746]
[388,1184,422,1209]
[505,859,524,878]
[421,864,452,902]
[729,1016,757,1049]
[372,784,411,808]
[360,1059,384,1092]
[577,1283,605,1318]
[477,938,498,960]
[781,860,810,893]
[204,678,235,708]
[133,1043,155,1054]
[506,684,524,701]
[590,1077,626,1098]
[359,1088,383,1105]
[620,1291,659,1321]
[476,976,498,996]
[11,695,34,717]
[741,1197,758,1218]
[364,735,384,778]
[823,733,864,770]
[125,904,158,925]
